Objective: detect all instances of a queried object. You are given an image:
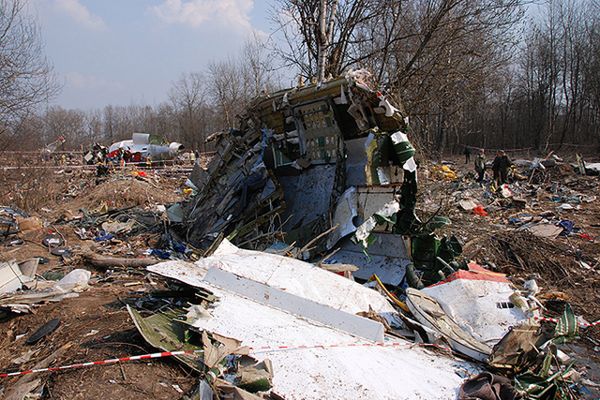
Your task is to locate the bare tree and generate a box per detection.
[207,34,283,129]
[43,106,87,147]
[8,112,43,150]
[207,58,243,127]
[271,0,527,153]
[272,0,380,79]
[103,105,115,142]
[0,0,59,137]
[241,33,281,97]
[169,72,210,151]
[583,1,600,143]
[491,0,600,151]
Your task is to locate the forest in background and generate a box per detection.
[1,0,599,155]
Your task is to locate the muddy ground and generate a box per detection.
[0,159,197,399]
[0,152,599,399]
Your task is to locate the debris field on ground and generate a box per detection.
[1,71,599,400]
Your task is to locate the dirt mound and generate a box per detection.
[62,177,181,212]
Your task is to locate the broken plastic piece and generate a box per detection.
[26,318,61,344]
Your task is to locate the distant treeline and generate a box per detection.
[1,0,599,155]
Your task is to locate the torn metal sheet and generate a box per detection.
[188,281,477,400]
[189,162,210,190]
[181,72,411,251]
[344,137,369,186]
[422,264,529,346]
[258,178,277,202]
[344,138,405,188]
[17,258,39,279]
[166,203,184,223]
[327,186,399,251]
[584,162,600,175]
[277,164,337,233]
[101,220,136,235]
[326,187,359,249]
[354,201,400,247]
[127,306,204,371]
[489,324,554,372]
[0,260,35,294]
[0,291,79,314]
[147,239,479,399]
[185,137,284,249]
[325,233,410,286]
[406,288,492,362]
[390,130,415,164]
[0,269,90,314]
[520,222,563,239]
[148,239,396,317]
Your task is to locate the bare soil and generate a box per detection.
[1,152,599,398]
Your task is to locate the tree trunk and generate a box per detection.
[317,0,328,82]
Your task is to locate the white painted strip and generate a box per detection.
[203,267,385,342]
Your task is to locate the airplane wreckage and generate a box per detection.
[145,71,581,399]
[83,133,185,165]
[108,133,185,162]
[3,70,589,399]
[173,69,456,288]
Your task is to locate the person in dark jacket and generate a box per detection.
[463,146,472,164]
[492,150,511,185]
[474,149,486,182]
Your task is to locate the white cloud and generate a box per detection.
[65,72,122,91]
[150,0,255,31]
[54,0,106,30]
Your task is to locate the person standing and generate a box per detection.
[463,145,472,164]
[492,150,511,185]
[474,149,486,182]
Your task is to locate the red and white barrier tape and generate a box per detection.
[0,350,189,378]
[533,315,600,328]
[0,341,448,379]
[8,317,599,379]
[0,162,194,171]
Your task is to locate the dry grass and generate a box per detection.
[0,155,183,215]
[464,230,600,321]
[0,166,83,212]
[62,177,181,212]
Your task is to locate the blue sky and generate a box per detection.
[31,0,276,109]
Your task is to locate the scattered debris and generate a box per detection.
[26,318,61,344]
[144,242,476,399]
[0,73,599,400]
[0,260,36,294]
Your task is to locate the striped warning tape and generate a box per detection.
[533,315,600,328]
[5,319,595,378]
[0,341,449,379]
[0,164,98,170]
[0,151,84,154]
[0,351,187,378]
[0,162,195,171]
